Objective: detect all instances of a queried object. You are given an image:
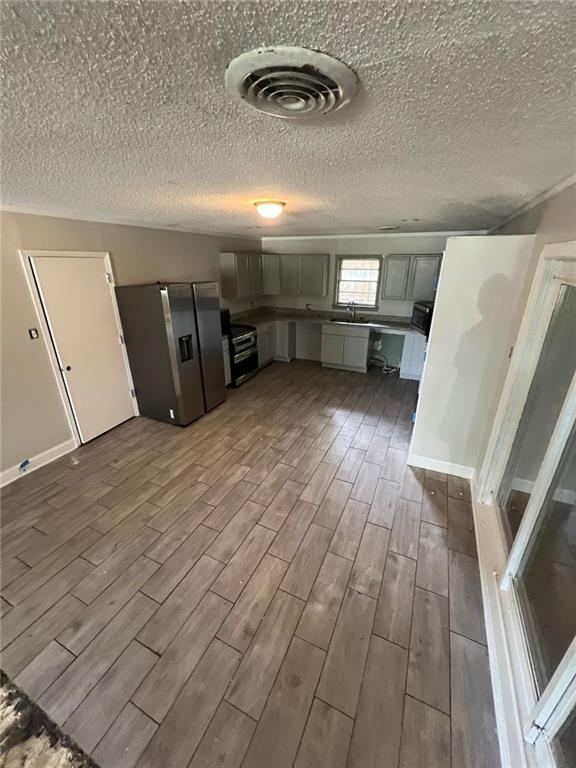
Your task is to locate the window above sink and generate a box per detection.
[334,256,382,310]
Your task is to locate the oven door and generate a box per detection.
[233,330,257,354]
[233,346,258,385]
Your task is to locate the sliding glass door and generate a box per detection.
[476,243,576,764]
[493,270,576,762]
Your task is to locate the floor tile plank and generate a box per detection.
[449,549,487,644]
[63,640,157,753]
[267,499,317,562]
[406,587,450,714]
[189,700,256,768]
[226,589,304,719]
[92,702,157,768]
[242,636,325,768]
[349,523,390,598]
[38,592,157,725]
[294,698,353,768]
[206,500,266,563]
[389,498,421,559]
[451,632,499,768]
[368,479,399,528]
[136,639,240,768]
[133,591,231,722]
[211,524,276,602]
[316,588,376,717]
[138,554,224,653]
[140,524,217,602]
[313,478,352,530]
[348,635,408,768]
[14,640,75,700]
[399,695,451,768]
[216,554,287,653]
[329,499,369,561]
[415,521,449,597]
[280,523,333,600]
[296,552,352,651]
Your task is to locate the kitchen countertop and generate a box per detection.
[231,307,418,334]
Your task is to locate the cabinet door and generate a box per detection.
[321,333,344,366]
[408,256,440,301]
[280,254,300,296]
[382,256,410,299]
[249,253,263,297]
[235,253,251,298]
[300,254,328,297]
[343,335,369,370]
[262,254,281,295]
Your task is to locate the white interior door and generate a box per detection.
[31,254,135,443]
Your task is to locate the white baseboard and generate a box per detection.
[0,439,77,488]
[407,453,474,479]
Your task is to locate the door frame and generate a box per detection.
[477,241,576,503]
[19,250,138,447]
[472,240,576,767]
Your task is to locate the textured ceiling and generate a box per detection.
[1,0,575,236]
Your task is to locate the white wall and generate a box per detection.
[256,233,452,317]
[409,235,536,475]
[0,211,257,474]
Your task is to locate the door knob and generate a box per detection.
[65,365,72,371]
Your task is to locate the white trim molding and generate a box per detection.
[490,172,576,234]
[471,482,556,768]
[0,439,76,488]
[406,453,474,479]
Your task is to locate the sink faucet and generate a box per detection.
[346,301,356,322]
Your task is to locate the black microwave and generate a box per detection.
[411,301,434,337]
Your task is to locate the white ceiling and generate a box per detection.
[1,0,575,237]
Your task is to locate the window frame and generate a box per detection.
[333,254,383,310]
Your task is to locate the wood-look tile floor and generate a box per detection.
[1,361,500,768]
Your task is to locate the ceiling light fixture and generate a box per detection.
[378,226,398,231]
[254,200,286,219]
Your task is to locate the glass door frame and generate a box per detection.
[477,241,576,759]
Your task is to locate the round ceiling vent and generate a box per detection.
[225,45,359,119]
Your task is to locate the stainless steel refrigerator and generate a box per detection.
[115,282,226,426]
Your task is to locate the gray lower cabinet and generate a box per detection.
[320,324,370,372]
[256,322,275,367]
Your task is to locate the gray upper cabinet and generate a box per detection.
[382,256,411,299]
[219,252,262,300]
[300,254,329,297]
[381,254,441,301]
[249,253,263,297]
[408,255,441,301]
[262,254,281,295]
[280,254,301,296]
[278,253,329,297]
